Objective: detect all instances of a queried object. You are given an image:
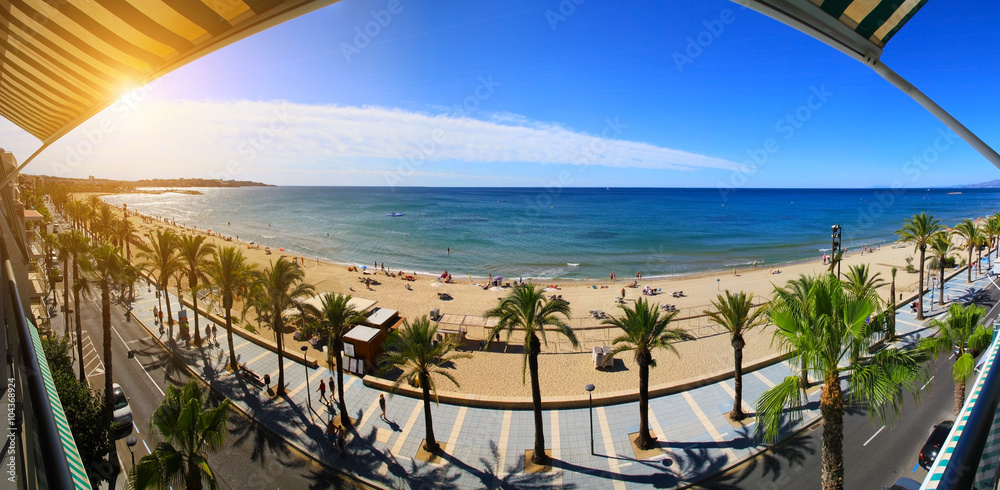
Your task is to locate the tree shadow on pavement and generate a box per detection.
[693,430,816,489]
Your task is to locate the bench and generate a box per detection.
[240,363,263,385]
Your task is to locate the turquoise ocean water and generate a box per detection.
[101,187,1000,280]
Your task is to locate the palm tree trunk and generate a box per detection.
[335,340,350,429]
[101,282,115,458]
[191,277,201,344]
[226,306,237,371]
[62,255,70,338]
[162,278,174,339]
[636,355,654,449]
[917,248,926,320]
[732,342,745,421]
[968,248,973,283]
[528,334,548,465]
[820,370,844,490]
[887,274,896,342]
[955,380,966,417]
[939,265,946,305]
[186,464,203,490]
[73,259,84,383]
[800,358,809,389]
[275,318,286,394]
[420,372,438,453]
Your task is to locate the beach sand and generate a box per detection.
[108,197,974,398]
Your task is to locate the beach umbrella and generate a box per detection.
[360,265,367,270]
[543,287,558,292]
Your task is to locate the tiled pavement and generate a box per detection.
[126,267,994,489]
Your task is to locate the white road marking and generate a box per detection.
[113,325,166,397]
[922,376,935,391]
[863,425,885,446]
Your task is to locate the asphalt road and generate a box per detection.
[68,288,360,489]
[697,281,1000,490]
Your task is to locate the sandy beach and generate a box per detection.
[102,196,979,399]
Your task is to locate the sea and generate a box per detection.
[101,187,1000,281]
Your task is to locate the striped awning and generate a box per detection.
[0,0,337,145]
[737,0,929,62]
[812,0,928,48]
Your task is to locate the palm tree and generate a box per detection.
[313,293,366,428]
[896,212,943,320]
[841,264,886,297]
[921,303,992,416]
[130,379,231,490]
[85,243,127,457]
[953,219,982,283]
[178,235,216,344]
[704,291,766,422]
[887,267,898,342]
[759,273,928,490]
[485,284,578,465]
[256,258,314,395]
[207,247,257,372]
[137,230,182,339]
[984,214,1000,259]
[116,214,139,261]
[928,234,956,306]
[772,275,817,389]
[602,298,689,449]
[62,231,91,382]
[379,316,470,454]
[55,232,72,338]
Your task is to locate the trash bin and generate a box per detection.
[263,374,270,385]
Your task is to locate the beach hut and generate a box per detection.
[365,307,401,334]
[343,325,385,375]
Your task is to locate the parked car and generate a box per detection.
[886,477,921,490]
[111,383,133,438]
[919,420,954,470]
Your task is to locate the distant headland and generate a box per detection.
[20,174,273,195]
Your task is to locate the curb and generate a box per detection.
[363,351,793,410]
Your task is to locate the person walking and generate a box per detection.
[621,287,626,299]
[153,306,158,325]
[318,379,326,402]
[328,376,336,403]
[379,393,387,420]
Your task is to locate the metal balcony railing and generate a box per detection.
[922,322,1000,489]
[2,260,91,489]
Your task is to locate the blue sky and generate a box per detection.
[4,0,1000,187]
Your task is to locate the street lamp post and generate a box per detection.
[126,435,137,468]
[585,383,595,455]
[831,225,842,279]
[301,345,311,408]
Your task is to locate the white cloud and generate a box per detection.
[18,99,744,183]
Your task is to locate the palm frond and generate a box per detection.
[755,376,804,443]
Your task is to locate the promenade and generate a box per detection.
[126,267,993,489]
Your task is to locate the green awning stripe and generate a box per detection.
[816,0,928,46]
[879,0,929,45]
[26,318,92,489]
[818,0,854,20]
[856,1,907,41]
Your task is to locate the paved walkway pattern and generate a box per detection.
[126,268,993,489]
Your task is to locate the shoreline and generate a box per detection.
[83,193,993,398]
[100,190,898,285]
